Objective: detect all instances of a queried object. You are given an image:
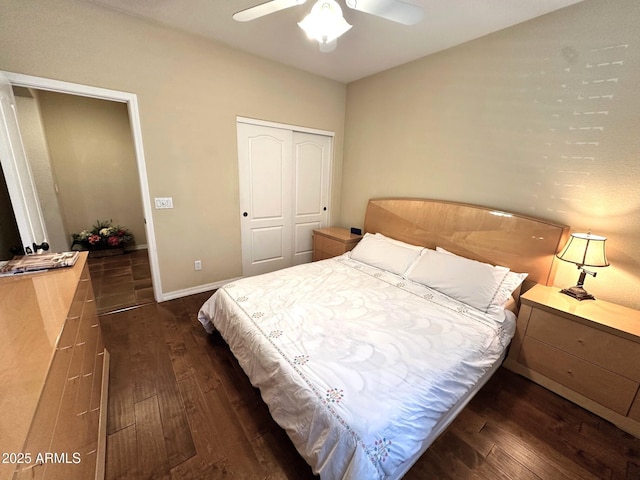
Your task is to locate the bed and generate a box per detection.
[198,198,569,479]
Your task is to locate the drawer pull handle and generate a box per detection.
[567,369,573,376]
[577,339,584,344]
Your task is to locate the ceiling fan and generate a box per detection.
[233,0,424,52]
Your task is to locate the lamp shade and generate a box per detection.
[298,0,352,45]
[556,232,609,267]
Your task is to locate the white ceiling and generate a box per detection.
[89,0,583,83]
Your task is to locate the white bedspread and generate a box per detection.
[198,255,515,480]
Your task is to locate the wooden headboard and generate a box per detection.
[364,198,570,286]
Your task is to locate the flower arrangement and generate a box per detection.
[72,220,134,250]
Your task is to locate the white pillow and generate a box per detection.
[494,271,528,305]
[350,233,423,276]
[405,248,510,312]
[435,247,528,306]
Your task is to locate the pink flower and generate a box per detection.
[88,234,101,245]
[107,236,121,246]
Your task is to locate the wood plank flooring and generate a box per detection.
[102,292,640,479]
[88,249,154,315]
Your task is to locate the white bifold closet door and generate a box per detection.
[237,121,332,277]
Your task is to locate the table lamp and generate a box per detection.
[556,232,609,300]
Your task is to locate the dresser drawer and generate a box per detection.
[13,256,108,480]
[67,277,89,319]
[526,308,640,381]
[19,348,74,460]
[518,336,637,415]
[57,314,81,351]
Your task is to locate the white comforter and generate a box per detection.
[198,254,515,480]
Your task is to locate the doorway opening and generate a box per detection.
[1,71,162,302]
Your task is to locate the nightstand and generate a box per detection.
[504,284,640,437]
[312,227,362,261]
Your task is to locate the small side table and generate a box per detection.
[312,227,362,261]
[504,283,640,438]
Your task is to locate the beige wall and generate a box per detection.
[36,90,147,249]
[342,0,640,309]
[0,0,346,294]
[2,0,637,309]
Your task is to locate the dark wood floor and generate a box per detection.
[101,289,640,479]
[88,249,154,315]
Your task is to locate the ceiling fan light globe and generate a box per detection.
[298,0,352,44]
[319,39,338,52]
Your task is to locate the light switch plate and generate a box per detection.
[154,197,173,209]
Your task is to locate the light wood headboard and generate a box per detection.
[364,198,570,286]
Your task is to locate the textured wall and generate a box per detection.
[342,0,640,308]
[35,91,147,249]
[0,0,346,295]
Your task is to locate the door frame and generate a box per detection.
[2,71,162,302]
[237,116,336,138]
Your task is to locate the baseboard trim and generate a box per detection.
[124,244,148,251]
[159,277,242,302]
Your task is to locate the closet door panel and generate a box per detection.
[237,122,332,274]
[238,123,292,276]
[292,132,331,265]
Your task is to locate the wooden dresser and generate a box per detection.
[312,227,362,261]
[0,252,109,480]
[504,284,640,437]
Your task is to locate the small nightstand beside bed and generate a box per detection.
[504,283,640,438]
[198,198,569,480]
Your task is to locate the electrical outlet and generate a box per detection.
[194,260,202,271]
[154,197,174,209]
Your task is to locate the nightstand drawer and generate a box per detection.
[526,309,640,381]
[314,234,348,258]
[518,336,637,415]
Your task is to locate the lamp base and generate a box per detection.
[560,286,595,301]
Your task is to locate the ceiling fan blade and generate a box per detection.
[345,0,424,25]
[233,0,307,22]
